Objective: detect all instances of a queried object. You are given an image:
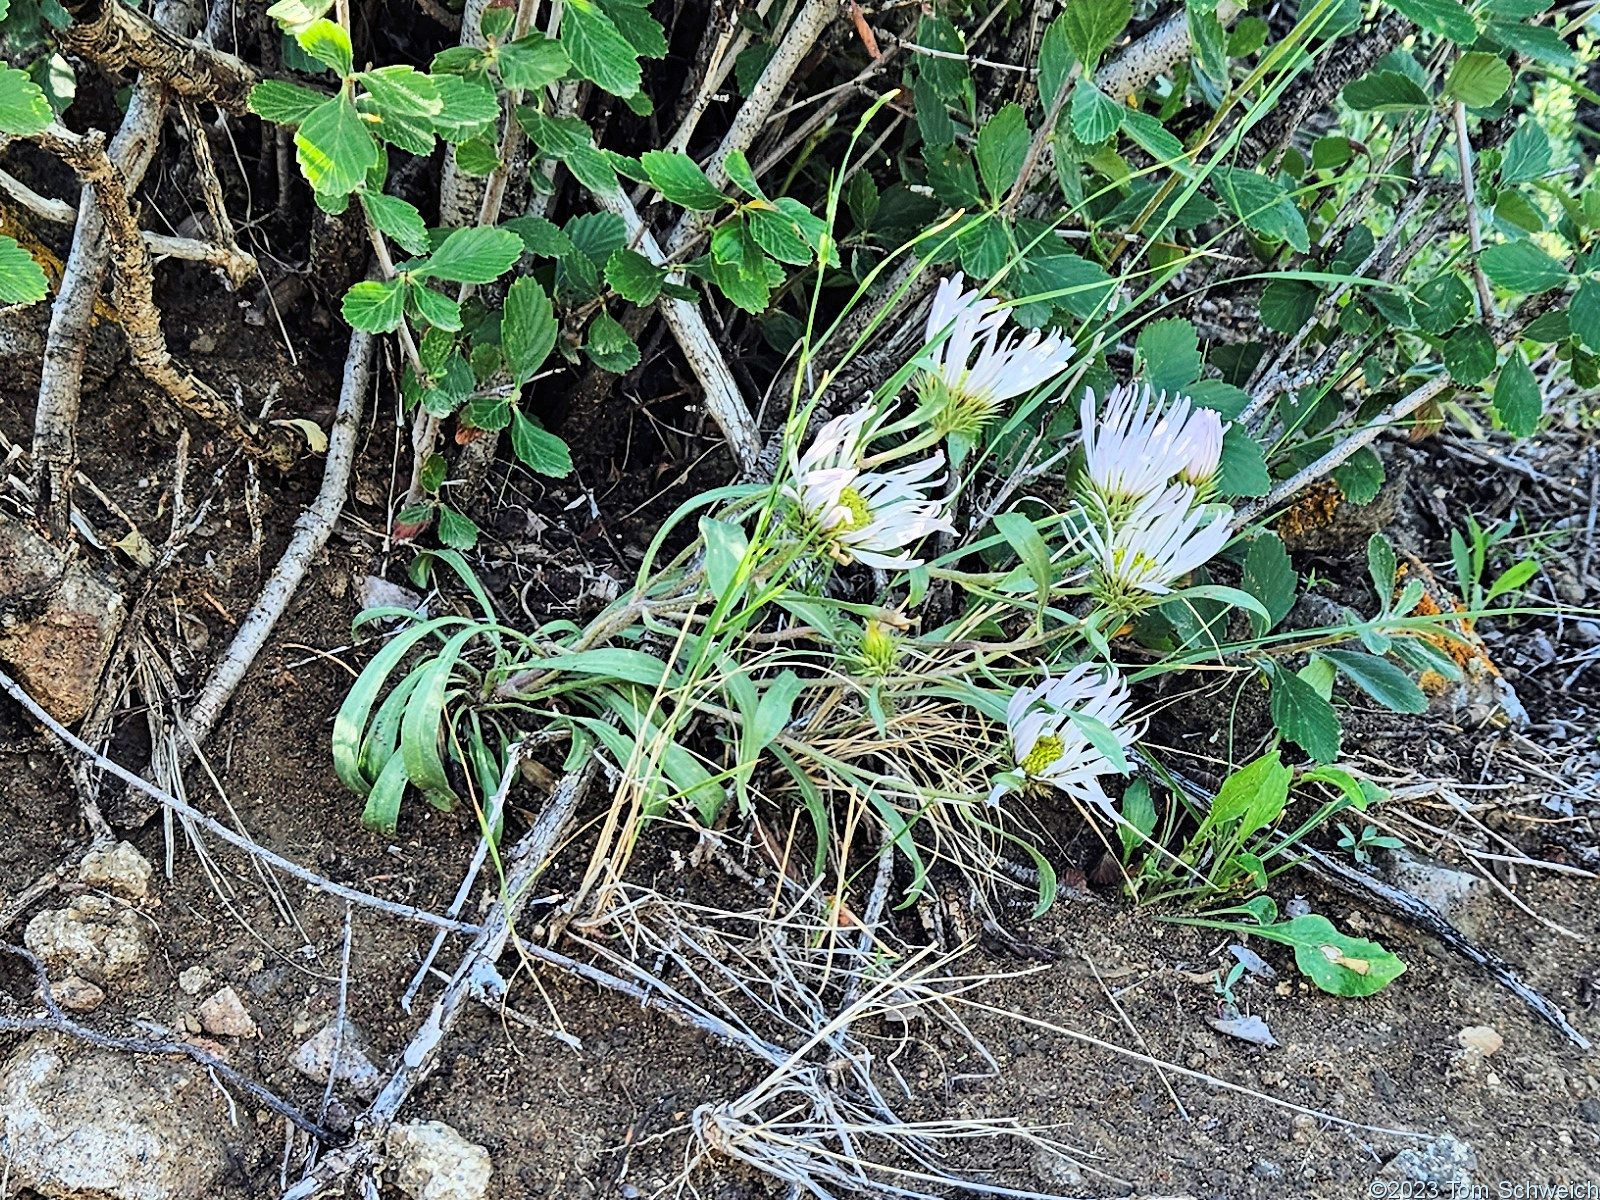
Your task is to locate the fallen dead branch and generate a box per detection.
[57,0,262,115]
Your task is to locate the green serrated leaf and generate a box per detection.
[1570,279,1600,352]
[1214,167,1308,253]
[1216,425,1271,498]
[510,407,573,475]
[0,235,48,305]
[722,150,766,200]
[496,32,571,90]
[600,0,669,57]
[1332,446,1385,505]
[1492,347,1541,437]
[408,281,463,331]
[501,215,573,258]
[639,150,726,210]
[0,65,54,136]
[452,135,502,176]
[564,0,642,96]
[1479,241,1570,293]
[1443,52,1511,106]
[746,205,811,265]
[1069,81,1121,145]
[361,191,430,255]
[1259,279,1318,335]
[432,74,500,141]
[1442,322,1497,384]
[341,279,405,332]
[436,504,479,550]
[359,65,442,118]
[584,310,641,372]
[463,396,512,431]
[248,79,329,126]
[1413,273,1472,335]
[1388,0,1477,43]
[1134,318,1201,392]
[421,226,523,284]
[605,247,665,303]
[502,277,557,385]
[976,103,1030,200]
[1241,534,1297,636]
[1270,663,1341,763]
[266,0,333,33]
[1321,648,1427,713]
[295,94,381,197]
[1486,18,1573,65]
[1056,0,1131,66]
[296,18,353,76]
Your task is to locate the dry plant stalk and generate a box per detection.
[57,0,262,114]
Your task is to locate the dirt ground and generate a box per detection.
[3,258,1600,1200]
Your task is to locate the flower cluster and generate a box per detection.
[1077,382,1233,603]
[988,663,1139,811]
[919,274,1074,441]
[785,408,953,569]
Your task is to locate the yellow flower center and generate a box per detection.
[837,486,872,531]
[1020,734,1063,776]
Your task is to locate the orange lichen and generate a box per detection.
[1275,480,1343,542]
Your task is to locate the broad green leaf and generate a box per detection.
[605,248,665,303]
[1069,81,1121,145]
[722,150,765,200]
[361,191,430,255]
[266,0,333,33]
[436,504,478,550]
[295,95,381,196]
[408,282,463,331]
[1441,323,1496,384]
[1387,0,1476,43]
[421,226,522,283]
[1332,446,1384,505]
[700,516,749,602]
[432,74,500,140]
[452,135,501,176]
[1269,663,1341,763]
[913,73,956,149]
[0,235,48,305]
[496,33,571,90]
[1492,347,1541,437]
[0,65,52,136]
[746,206,811,265]
[1342,69,1431,111]
[501,215,574,258]
[1188,6,1228,83]
[1413,273,1472,335]
[1566,279,1600,353]
[1210,750,1292,836]
[296,18,353,76]
[1241,534,1297,636]
[1120,108,1184,163]
[359,65,442,117]
[1214,168,1308,253]
[1268,914,1406,996]
[248,79,328,125]
[566,210,627,263]
[1443,52,1510,106]
[584,311,641,372]
[502,277,557,385]
[1056,0,1131,66]
[510,408,572,475]
[563,0,642,96]
[462,397,512,431]
[1321,648,1427,713]
[1038,13,1074,108]
[600,0,669,58]
[1135,318,1201,392]
[976,103,1030,201]
[1259,279,1317,334]
[1479,241,1569,293]
[1215,425,1270,498]
[341,279,405,332]
[639,150,726,210]
[1312,136,1353,170]
[1486,18,1574,65]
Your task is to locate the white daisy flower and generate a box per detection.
[921,273,1074,436]
[1080,383,1229,506]
[786,408,953,569]
[1087,483,1233,599]
[988,663,1138,809]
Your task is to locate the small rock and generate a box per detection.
[198,985,258,1038]
[1388,853,1491,939]
[386,1120,492,1200]
[292,1017,382,1098]
[178,965,214,996]
[79,841,154,903]
[1570,620,1600,647]
[1209,1012,1277,1048]
[1251,1160,1284,1180]
[24,895,153,983]
[1381,1134,1477,1186]
[1577,1098,1600,1124]
[1457,1025,1503,1058]
[51,975,105,1012]
[188,332,216,354]
[0,513,126,724]
[1290,1113,1318,1142]
[1030,1145,1083,1186]
[1285,895,1312,919]
[0,1033,226,1200]
[358,575,425,616]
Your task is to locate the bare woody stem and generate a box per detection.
[34,124,299,469]
[56,0,261,115]
[1452,100,1496,322]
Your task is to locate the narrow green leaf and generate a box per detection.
[1367,533,1397,607]
[1321,648,1427,713]
[509,408,572,475]
[563,0,642,96]
[640,149,726,210]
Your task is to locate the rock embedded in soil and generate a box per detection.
[386,1120,493,1200]
[178,965,214,995]
[79,840,155,902]
[0,1032,227,1200]
[24,894,153,982]
[50,974,106,1012]
[0,512,125,725]
[1385,852,1491,940]
[198,984,258,1038]
[1380,1134,1477,1186]
[291,1016,382,1097]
